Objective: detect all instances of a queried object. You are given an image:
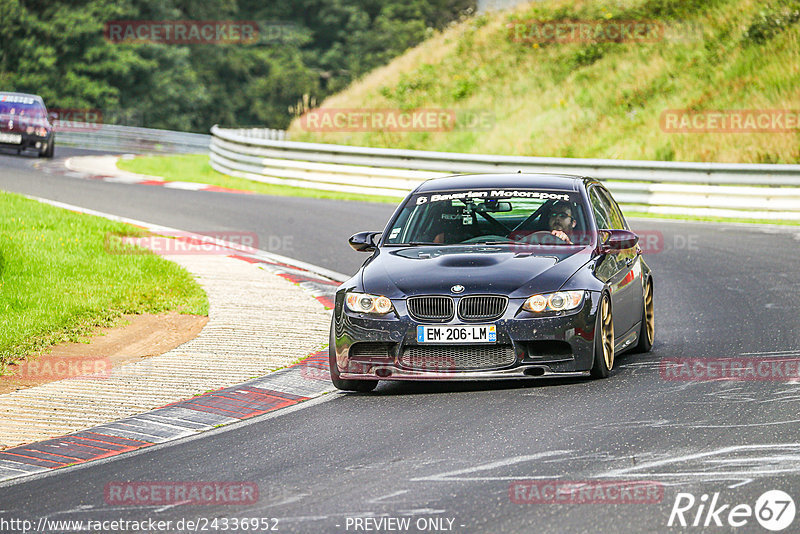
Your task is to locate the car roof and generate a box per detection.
[413,173,588,193]
[0,92,45,104]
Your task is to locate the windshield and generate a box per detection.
[0,96,45,118]
[384,189,591,246]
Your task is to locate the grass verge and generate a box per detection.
[0,191,208,373]
[117,154,401,204]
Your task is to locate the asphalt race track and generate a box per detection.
[1,148,800,533]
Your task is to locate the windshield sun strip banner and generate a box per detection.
[0,95,37,105]
[412,190,575,205]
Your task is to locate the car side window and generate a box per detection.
[385,206,413,243]
[597,188,627,230]
[589,187,611,230]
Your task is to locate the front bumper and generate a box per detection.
[332,292,600,381]
[0,131,52,151]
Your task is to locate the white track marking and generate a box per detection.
[154,501,192,512]
[410,451,572,482]
[604,444,800,481]
[268,492,313,507]
[368,490,409,504]
[739,350,800,356]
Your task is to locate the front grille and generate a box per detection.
[407,296,454,322]
[350,343,394,359]
[457,295,508,321]
[400,345,516,371]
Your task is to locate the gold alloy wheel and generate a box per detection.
[645,282,655,345]
[601,295,615,370]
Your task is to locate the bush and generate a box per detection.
[743,2,800,44]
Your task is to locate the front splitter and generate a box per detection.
[340,365,591,381]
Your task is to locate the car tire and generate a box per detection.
[39,140,54,158]
[329,322,379,392]
[590,293,614,379]
[632,279,654,353]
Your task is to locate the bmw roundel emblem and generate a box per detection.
[451,285,465,294]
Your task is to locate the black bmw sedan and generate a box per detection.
[330,174,655,391]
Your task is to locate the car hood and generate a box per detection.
[361,245,592,299]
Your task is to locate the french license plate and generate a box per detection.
[0,133,22,144]
[417,325,496,344]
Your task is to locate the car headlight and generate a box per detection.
[35,127,48,137]
[523,291,584,313]
[346,292,394,314]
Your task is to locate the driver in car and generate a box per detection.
[546,200,577,244]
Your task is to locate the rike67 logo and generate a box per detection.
[668,490,796,531]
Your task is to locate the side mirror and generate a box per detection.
[598,229,639,254]
[349,231,381,252]
[48,112,59,121]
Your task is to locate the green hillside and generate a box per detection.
[288,0,800,163]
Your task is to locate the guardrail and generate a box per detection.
[57,124,211,154]
[210,126,800,220]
